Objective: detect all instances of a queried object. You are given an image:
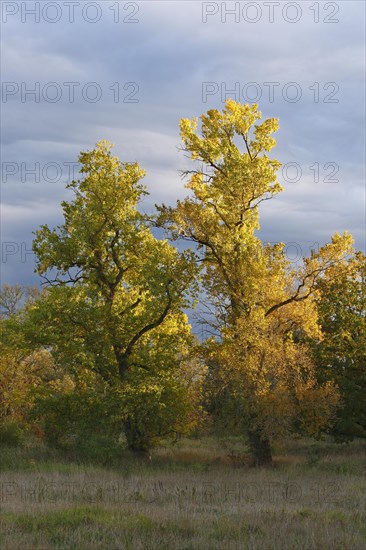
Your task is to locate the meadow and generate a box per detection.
[0,437,365,549]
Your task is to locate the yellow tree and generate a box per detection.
[158,100,351,465]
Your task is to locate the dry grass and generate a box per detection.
[0,437,365,549]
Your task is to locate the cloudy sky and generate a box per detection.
[1,0,365,290]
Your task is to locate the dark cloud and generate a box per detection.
[1,0,365,291]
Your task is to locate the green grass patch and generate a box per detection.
[1,437,365,549]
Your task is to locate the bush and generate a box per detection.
[30,384,125,463]
[0,420,26,447]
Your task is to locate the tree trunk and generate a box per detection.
[124,418,151,459]
[114,346,129,380]
[248,428,273,467]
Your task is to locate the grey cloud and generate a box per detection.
[1,0,365,289]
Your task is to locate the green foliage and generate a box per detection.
[0,296,60,439]
[31,359,199,460]
[0,419,26,447]
[314,252,366,439]
[31,379,123,461]
[117,369,197,453]
[29,141,200,453]
[31,141,197,381]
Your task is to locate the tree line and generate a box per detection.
[1,101,365,466]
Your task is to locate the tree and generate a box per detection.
[0,283,24,318]
[30,141,198,454]
[0,286,62,445]
[0,284,41,319]
[313,251,366,439]
[158,100,351,465]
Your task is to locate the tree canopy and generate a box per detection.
[1,103,363,464]
[29,141,200,453]
[157,100,354,464]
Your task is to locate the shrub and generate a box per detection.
[0,420,26,447]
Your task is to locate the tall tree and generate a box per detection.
[158,100,351,465]
[31,141,198,454]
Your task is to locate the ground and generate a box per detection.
[0,437,365,549]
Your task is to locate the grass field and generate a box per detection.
[0,437,365,549]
